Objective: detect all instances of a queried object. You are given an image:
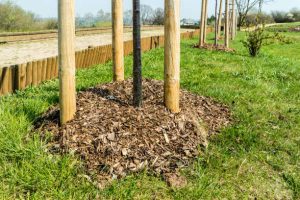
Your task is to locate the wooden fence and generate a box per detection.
[0,29,207,96]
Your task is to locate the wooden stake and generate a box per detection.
[217,0,223,38]
[214,0,218,45]
[58,0,76,125]
[112,0,124,81]
[203,0,208,43]
[199,0,206,46]
[224,0,229,48]
[164,0,180,113]
[231,0,236,40]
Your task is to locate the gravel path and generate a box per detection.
[0,28,194,67]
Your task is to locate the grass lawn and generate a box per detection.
[0,26,299,199]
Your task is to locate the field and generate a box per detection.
[0,23,299,199]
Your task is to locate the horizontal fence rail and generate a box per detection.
[0,29,213,96]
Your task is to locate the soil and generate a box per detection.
[36,79,231,186]
[194,43,235,52]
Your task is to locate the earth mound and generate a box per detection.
[36,79,231,185]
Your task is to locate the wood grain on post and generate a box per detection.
[203,0,208,43]
[46,57,52,80]
[41,59,47,82]
[231,0,236,39]
[0,67,3,95]
[17,63,27,90]
[112,0,124,81]
[1,67,9,95]
[164,0,180,113]
[217,0,223,38]
[225,0,229,48]
[199,0,206,46]
[26,62,33,86]
[37,60,42,84]
[32,61,38,86]
[58,0,76,125]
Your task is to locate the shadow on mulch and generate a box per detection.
[194,43,235,52]
[35,78,231,188]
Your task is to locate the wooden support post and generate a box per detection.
[214,0,218,45]
[112,0,124,81]
[231,0,236,39]
[203,0,208,43]
[199,0,206,46]
[58,0,76,125]
[217,0,223,38]
[164,0,180,113]
[224,0,229,48]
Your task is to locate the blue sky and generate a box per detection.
[3,0,300,19]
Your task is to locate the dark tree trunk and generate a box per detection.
[132,0,142,107]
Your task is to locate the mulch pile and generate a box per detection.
[194,43,235,52]
[36,79,231,186]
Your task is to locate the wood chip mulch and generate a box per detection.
[194,43,235,52]
[36,78,231,185]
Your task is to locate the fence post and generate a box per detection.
[112,0,124,81]
[225,0,229,48]
[58,0,76,125]
[164,0,180,113]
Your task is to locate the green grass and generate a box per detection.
[0,30,300,199]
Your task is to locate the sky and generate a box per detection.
[2,0,300,19]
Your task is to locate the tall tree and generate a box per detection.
[235,0,260,28]
[133,0,142,107]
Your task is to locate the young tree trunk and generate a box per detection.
[112,0,124,81]
[133,0,142,107]
[199,0,206,46]
[224,0,229,48]
[164,0,180,113]
[58,0,76,125]
[217,0,223,38]
[214,0,218,45]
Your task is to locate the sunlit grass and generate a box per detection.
[0,29,299,199]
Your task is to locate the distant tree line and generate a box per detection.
[0,0,299,32]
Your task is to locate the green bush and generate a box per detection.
[242,27,293,57]
[0,1,37,32]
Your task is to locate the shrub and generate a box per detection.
[242,27,292,57]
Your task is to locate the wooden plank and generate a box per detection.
[26,62,33,86]
[75,51,80,69]
[16,63,27,90]
[37,60,43,84]
[0,67,3,95]
[32,61,38,86]
[41,59,47,82]
[1,67,10,95]
[46,57,52,80]
[54,56,58,77]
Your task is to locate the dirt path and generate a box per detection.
[0,28,194,67]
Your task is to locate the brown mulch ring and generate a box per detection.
[36,78,231,187]
[194,43,235,52]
